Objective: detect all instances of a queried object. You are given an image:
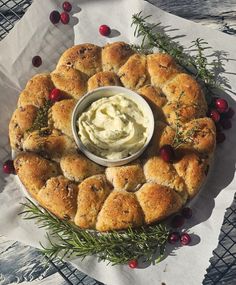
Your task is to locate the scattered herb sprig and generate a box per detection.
[131,11,219,89]
[172,122,201,149]
[21,199,169,265]
[27,100,52,133]
[170,92,202,148]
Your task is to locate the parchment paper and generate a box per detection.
[0,0,236,284]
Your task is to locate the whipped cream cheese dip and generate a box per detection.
[77,94,149,160]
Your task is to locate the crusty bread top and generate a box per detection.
[49,99,76,138]
[9,105,38,150]
[102,41,134,72]
[51,65,88,100]
[74,174,112,228]
[105,162,145,192]
[10,42,216,232]
[37,175,78,220]
[137,85,167,121]
[88,71,121,91]
[14,152,59,200]
[147,53,181,88]
[60,152,104,183]
[18,73,54,108]
[136,183,183,224]
[118,54,149,90]
[56,43,102,76]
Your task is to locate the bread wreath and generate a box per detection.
[9,42,216,231]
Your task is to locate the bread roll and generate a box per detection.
[102,42,134,72]
[57,43,102,76]
[60,153,104,182]
[14,152,59,199]
[74,175,112,228]
[9,105,38,150]
[18,73,54,107]
[37,175,78,220]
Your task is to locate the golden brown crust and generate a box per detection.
[9,42,216,232]
[37,176,78,220]
[51,66,88,99]
[49,99,76,138]
[105,163,145,192]
[102,42,134,72]
[147,53,181,88]
[9,105,38,150]
[18,73,54,107]
[162,73,207,111]
[87,71,121,91]
[96,190,144,231]
[23,129,76,161]
[137,85,167,121]
[136,183,183,224]
[174,151,210,198]
[118,54,149,90]
[74,175,112,228]
[60,153,104,183]
[14,152,59,199]
[179,118,216,154]
[57,44,102,76]
[163,101,206,127]
[143,156,187,202]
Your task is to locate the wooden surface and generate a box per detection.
[0,1,236,285]
[148,0,236,36]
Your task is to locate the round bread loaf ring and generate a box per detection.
[10,42,216,231]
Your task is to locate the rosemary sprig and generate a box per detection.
[27,100,52,133]
[188,38,216,86]
[171,92,202,148]
[21,199,169,265]
[131,12,185,63]
[131,12,219,89]
[172,123,200,149]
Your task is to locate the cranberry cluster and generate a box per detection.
[168,207,193,246]
[49,2,72,25]
[208,98,234,144]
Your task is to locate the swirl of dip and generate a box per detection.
[77,94,149,160]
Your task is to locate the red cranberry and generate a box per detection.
[49,10,61,24]
[220,118,232,130]
[171,215,185,228]
[49,88,64,102]
[3,160,15,174]
[159,145,175,163]
[223,107,234,119]
[99,25,111,36]
[181,207,192,219]
[32,56,42,67]
[215,98,229,113]
[168,232,180,244]
[62,1,72,12]
[128,259,138,269]
[209,109,220,123]
[216,132,226,144]
[60,12,70,24]
[180,233,191,245]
